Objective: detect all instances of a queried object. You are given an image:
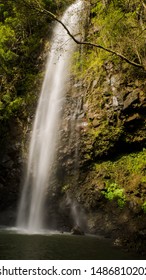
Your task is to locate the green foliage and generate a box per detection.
[62,184,70,193]
[102,182,126,208]
[118,148,146,175]
[0,23,17,72]
[141,176,146,184]
[0,101,4,111]
[142,202,146,213]
[76,0,146,81]
[95,149,146,181]
[95,148,146,209]
[7,97,23,115]
[0,0,71,128]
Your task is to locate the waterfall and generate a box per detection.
[17,0,84,233]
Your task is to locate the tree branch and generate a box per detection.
[29,0,145,70]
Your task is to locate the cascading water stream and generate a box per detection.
[17,0,84,233]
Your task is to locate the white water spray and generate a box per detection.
[17,0,84,233]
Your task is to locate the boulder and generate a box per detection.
[71,225,84,235]
[123,90,139,110]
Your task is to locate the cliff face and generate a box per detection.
[75,63,146,238]
[61,0,146,253]
[58,0,146,202]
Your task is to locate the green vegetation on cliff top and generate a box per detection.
[74,0,146,80]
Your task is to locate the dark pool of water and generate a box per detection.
[0,228,140,260]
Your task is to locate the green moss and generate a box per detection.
[95,148,146,176]
[102,182,126,208]
[142,202,146,213]
[141,176,146,184]
[87,121,124,158]
[61,184,70,193]
[0,101,4,110]
[94,148,146,209]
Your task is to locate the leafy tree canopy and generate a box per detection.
[0,0,72,122]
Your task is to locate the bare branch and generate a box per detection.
[142,1,146,10]
[28,1,145,70]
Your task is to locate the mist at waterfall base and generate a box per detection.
[0,228,140,260]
